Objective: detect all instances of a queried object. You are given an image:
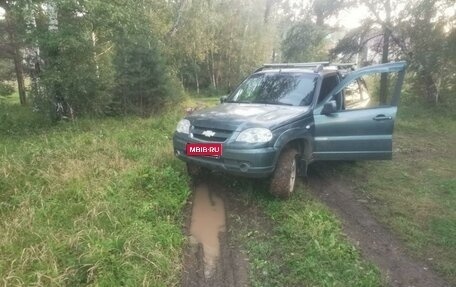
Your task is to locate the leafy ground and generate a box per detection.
[0,97,198,286]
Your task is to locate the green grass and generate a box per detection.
[0,99,190,286]
[334,101,456,284]
[225,179,383,287]
[2,93,453,286]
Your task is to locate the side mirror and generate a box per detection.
[220,95,228,103]
[322,100,337,115]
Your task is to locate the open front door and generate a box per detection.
[313,62,406,161]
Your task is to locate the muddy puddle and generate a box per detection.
[189,183,226,278]
[183,179,249,287]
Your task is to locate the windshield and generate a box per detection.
[228,72,318,106]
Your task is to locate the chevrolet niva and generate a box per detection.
[173,61,407,198]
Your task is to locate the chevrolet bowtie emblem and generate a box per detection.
[202,130,216,137]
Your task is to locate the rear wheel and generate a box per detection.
[269,147,299,199]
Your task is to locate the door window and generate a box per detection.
[341,72,401,111]
[319,61,407,113]
[344,79,371,109]
[318,75,339,104]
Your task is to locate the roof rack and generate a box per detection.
[256,62,330,73]
[331,63,355,70]
[255,62,357,73]
[325,63,356,77]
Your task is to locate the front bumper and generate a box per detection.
[173,135,277,178]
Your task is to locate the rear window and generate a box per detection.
[228,72,318,106]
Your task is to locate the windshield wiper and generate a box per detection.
[225,100,252,104]
[274,102,294,106]
[254,101,294,106]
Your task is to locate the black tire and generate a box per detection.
[269,147,299,199]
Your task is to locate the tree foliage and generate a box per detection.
[167,0,277,92]
[282,21,328,62]
[0,0,281,116]
[0,0,454,117]
[1,0,179,117]
[332,0,456,104]
[280,0,352,63]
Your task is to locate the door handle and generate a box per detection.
[373,114,392,121]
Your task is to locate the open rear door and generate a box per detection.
[313,61,406,160]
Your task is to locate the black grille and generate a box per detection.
[191,126,233,142]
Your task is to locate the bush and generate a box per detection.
[0,82,15,97]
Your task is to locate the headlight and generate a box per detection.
[235,128,273,143]
[176,119,190,134]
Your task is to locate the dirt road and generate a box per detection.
[182,168,449,287]
[308,163,449,287]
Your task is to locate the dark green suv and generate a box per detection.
[173,61,407,198]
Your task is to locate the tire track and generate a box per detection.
[307,162,450,287]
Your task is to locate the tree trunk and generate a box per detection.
[196,74,200,94]
[264,0,274,24]
[419,70,439,104]
[379,0,391,105]
[227,43,232,88]
[194,58,199,94]
[379,29,390,104]
[316,13,324,26]
[92,32,100,78]
[12,46,27,105]
[4,3,27,105]
[168,0,187,37]
[210,48,216,89]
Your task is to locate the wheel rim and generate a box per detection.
[289,158,297,193]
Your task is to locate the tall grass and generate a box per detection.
[0,99,190,286]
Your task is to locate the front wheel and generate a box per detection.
[269,147,299,199]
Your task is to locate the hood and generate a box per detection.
[187,103,310,131]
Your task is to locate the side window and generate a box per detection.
[344,80,367,109]
[342,72,397,111]
[317,75,339,104]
